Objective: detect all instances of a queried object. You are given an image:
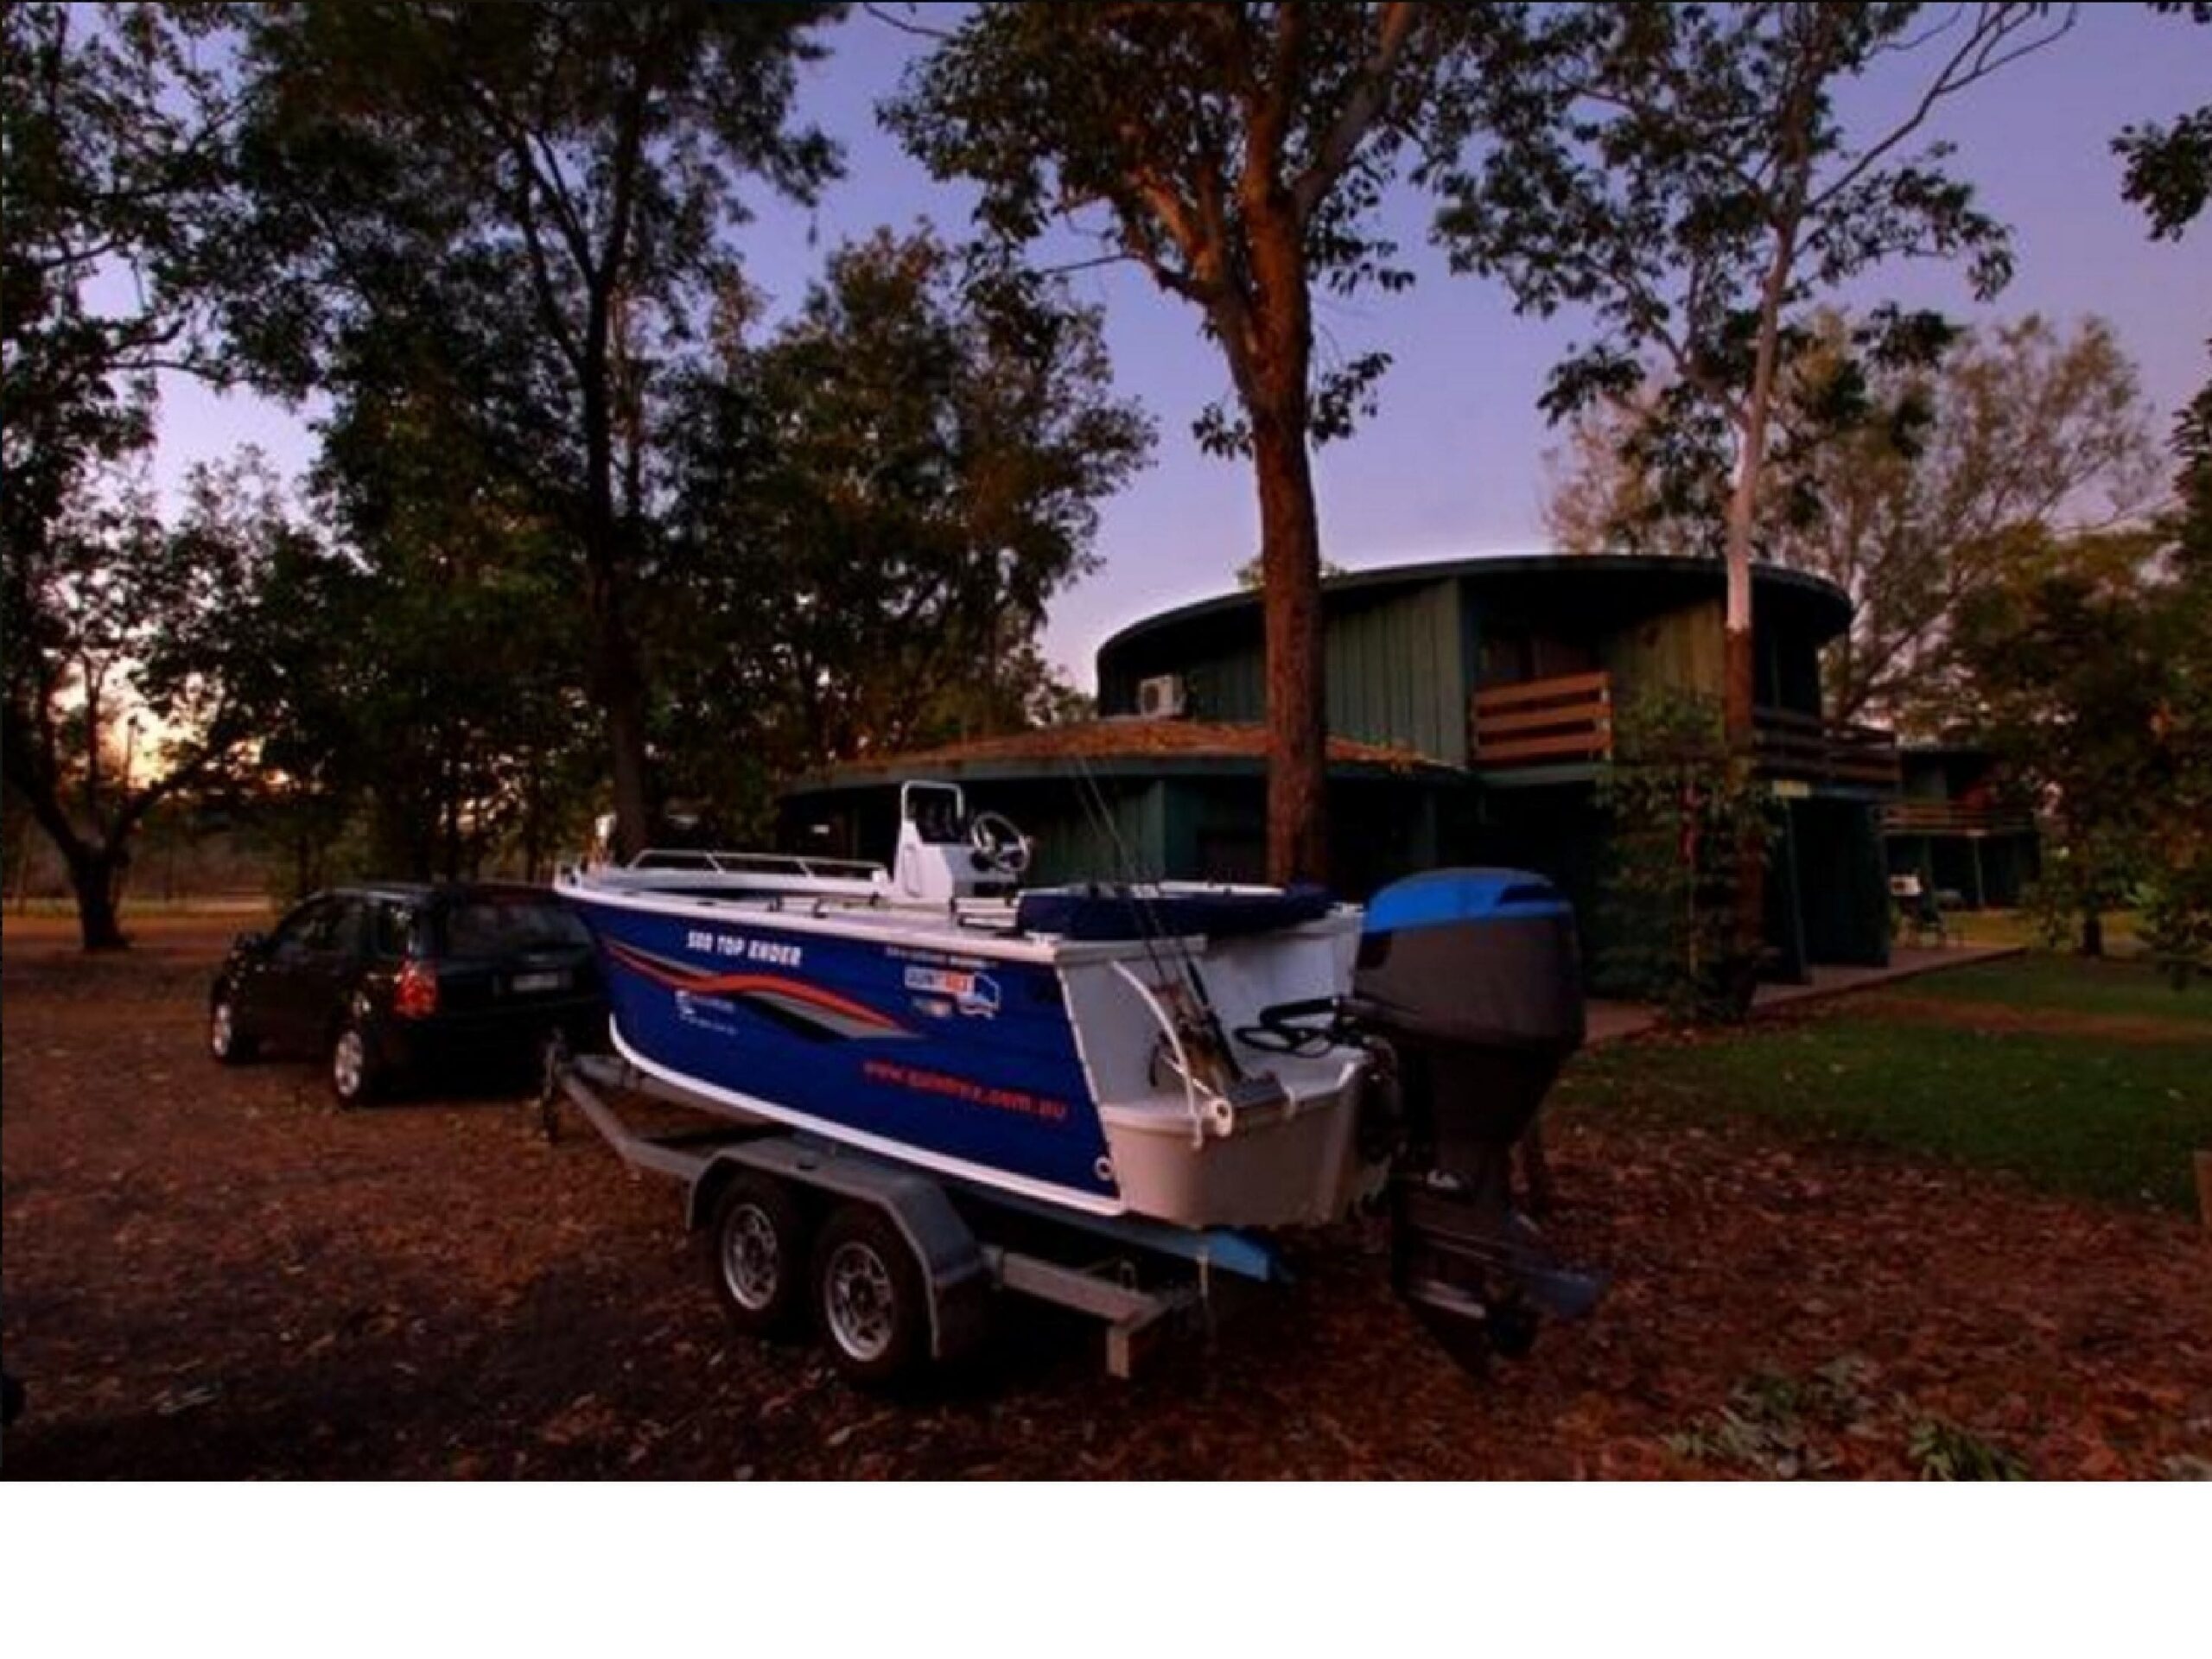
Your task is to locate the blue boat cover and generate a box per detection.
[1363,868,1570,935]
[1015,884,1334,942]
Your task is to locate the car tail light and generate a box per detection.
[395,960,439,1019]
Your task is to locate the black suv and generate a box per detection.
[208,883,606,1104]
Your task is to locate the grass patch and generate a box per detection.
[1898,954,2212,1027]
[1566,983,2212,1210]
[1930,908,2152,955]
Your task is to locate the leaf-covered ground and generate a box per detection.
[3,918,2207,1479]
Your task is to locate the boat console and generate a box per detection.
[891,781,1029,906]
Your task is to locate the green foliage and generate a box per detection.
[2113,3,2212,242]
[1235,552,1347,591]
[2,3,236,543]
[2140,876,2212,989]
[1434,4,2062,440]
[1955,531,2207,958]
[1545,312,2164,731]
[2,3,254,944]
[889,3,1471,880]
[659,227,1150,783]
[225,0,844,854]
[886,4,1456,449]
[1664,1357,1876,1478]
[1593,690,1777,1021]
[1908,1419,2029,1482]
[1667,1358,2033,1479]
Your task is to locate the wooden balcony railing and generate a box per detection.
[1752,707,1901,789]
[1471,670,1614,766]
[1880,800,2035,836]
[1471,670,1904,790]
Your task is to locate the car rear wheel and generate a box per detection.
[330,1018,382,1107]
[209,994,258,1065]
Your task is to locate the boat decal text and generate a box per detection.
[861,1058,1071,1122]
[684,928,803,968]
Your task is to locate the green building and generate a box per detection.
[780,554,1903,981]
[1882,744,2040,909]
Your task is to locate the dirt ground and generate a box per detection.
[4,915,2208,1479]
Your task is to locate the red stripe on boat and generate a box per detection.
[606,941,905,1032]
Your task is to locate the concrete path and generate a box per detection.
[1585,942,2025,1047]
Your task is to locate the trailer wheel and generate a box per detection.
[812,1204,928,1389]
[705,1173,809,1338]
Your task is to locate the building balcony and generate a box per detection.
[1471,670,1901,791]
[1751,707,1901,790]
[1468,670,1616,767]
[1879,799,2037,837]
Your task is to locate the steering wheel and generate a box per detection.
[969,810,1032,878]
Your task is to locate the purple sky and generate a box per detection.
[150,3,2210,689]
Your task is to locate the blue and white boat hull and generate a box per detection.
[556,874,1375,1229]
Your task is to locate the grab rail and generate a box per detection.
[1109,960,1230,1148]
[626,849,888,880]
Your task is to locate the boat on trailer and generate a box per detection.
[554,780,1599,1378]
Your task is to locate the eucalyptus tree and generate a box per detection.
[3,456,314,947]
[889,3,1468,885]
[226,2,842,857]
[661,228,1151,803]
[2,2,255,946]
[1436,1,2072,993]
[1541,313,2163,728]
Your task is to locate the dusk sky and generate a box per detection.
[149,3,2210,690]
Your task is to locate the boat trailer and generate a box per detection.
[539,1046,1281,1385]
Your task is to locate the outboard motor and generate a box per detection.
[1353,869,1603,1362]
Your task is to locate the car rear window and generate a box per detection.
[439,897,591,959]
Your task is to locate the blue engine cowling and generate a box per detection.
[1354,868,1583,1162]
[1353,869,1600,1353]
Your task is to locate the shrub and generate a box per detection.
[1594,690,1777,1023]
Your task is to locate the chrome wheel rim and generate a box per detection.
[210,1001,234,1058]
[823,1241,895,1363]
[333,1029,365,1098]
[721,1205,781,1312]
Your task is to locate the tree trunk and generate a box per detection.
[1713,216,1802,1013]
[67,843,129,951]
[598,617,653,859]
[582,279,653,861]
[1253,416,1329,887]
[5,744,136,950]
[2079,907,2105,958]
[1243,195,1328,890]
[1721,404,1770,1008]
[1723,587,1766,1010]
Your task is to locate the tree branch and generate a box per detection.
[860,3,956,43]
[1291,0,1421,221]
[1808,3,2077,216]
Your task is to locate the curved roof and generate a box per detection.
[1097,552,1855,662]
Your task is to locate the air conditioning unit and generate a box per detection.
[1135,673,1189,720]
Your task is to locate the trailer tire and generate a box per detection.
[812,1204,928,1390]
[705,1172,809,1338]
